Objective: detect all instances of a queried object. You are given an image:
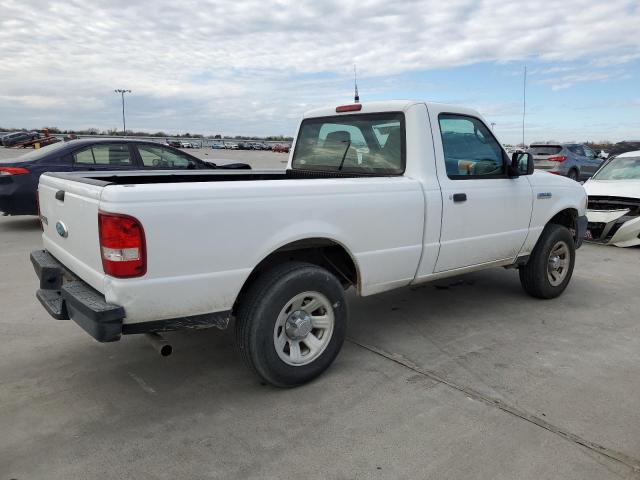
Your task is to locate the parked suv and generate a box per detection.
[528,143,603,181]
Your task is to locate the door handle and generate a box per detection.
[452,193,467,202]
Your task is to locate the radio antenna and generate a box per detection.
[354,64,360,103]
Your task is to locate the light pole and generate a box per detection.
[114,89,131,136]
[491,122,496,130]
[522,65,527,148]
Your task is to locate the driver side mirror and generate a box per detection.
[510,152,534,177]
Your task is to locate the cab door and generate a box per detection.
[427,109,533,273]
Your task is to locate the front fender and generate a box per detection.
[520,173,587,254]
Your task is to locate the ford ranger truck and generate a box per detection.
[32,101,588,387]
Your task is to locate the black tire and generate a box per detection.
[519,224,576,299]
[235,262,347,387]
[567,169,579,181]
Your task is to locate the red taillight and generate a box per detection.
[548,155,567,162]
[98,212,146,278]
[336,104,362,113]
[0,167,29,175]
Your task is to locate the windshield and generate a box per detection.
[291,113,405,174]
[528,145,562,156]
[592,156,640,180]
[16,140,67,162]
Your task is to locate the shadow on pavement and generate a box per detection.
[0,216,41,232]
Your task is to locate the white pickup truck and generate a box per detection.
[32,100,588,386]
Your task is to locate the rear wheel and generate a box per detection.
[567,169,579,181]
[235,262,347,387]
[519,224,576,299]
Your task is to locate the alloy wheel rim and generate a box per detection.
[273,291,335,366]
[547,241,570,286]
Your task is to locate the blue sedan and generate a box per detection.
[0,138,247,215]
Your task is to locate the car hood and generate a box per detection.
[584,180,640,200]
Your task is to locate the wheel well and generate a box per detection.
[548,208,578,240]
[232,239,359,315]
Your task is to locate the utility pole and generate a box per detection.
[114,89,131,136]
[522,66,527,148]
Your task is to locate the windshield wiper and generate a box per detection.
[337,142,351,171]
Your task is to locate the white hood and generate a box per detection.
[528,170,582,188]
[584,180,640,200]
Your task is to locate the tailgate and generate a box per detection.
[530,146,563,170]
[533,155,556,170]
[38,174,106,293]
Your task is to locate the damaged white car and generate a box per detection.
[584,150,640,247]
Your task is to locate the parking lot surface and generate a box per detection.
[1,154,640,479]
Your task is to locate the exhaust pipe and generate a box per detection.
[145,332,172,357]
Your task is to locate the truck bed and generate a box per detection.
[38,170,425,325]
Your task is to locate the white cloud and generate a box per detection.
[0,0,639,136]
[538,69,630,90]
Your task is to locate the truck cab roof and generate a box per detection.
[302,100,483,119]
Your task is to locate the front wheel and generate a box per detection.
[235,262,347,387]
[519,224,576,299]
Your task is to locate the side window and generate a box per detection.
[583,146,595,159]
[74,147,96,165]
[73,144,131,166]
[571,145,585,157]
[438,114,506,179]
[137,145,193,168]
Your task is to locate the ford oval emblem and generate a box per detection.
[55,221,68,238]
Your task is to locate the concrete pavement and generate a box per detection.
[1,214,639,479]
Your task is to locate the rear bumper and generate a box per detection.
[31,250,232,342]
[31,250,125,342]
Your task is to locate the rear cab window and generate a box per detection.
[291,113,405,175]
[15,141,68,162]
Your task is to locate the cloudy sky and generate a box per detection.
[1,0,639,143]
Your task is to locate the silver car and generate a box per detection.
[528,143,603,181]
